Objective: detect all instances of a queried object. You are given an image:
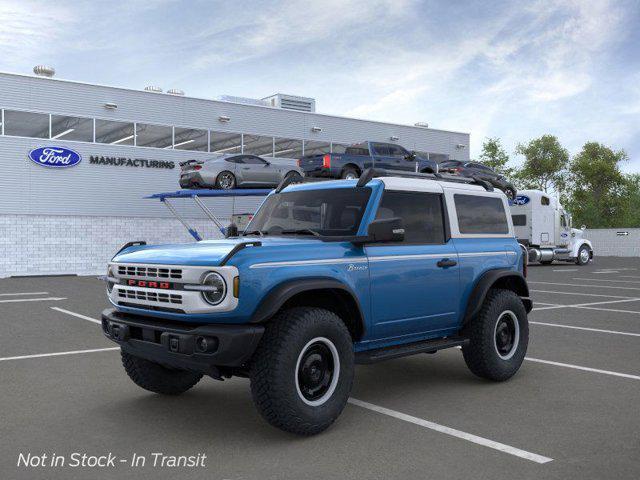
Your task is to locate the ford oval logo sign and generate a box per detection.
[28,146,82,168]
[512,195,530,206]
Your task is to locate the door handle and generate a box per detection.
[437,258,457,268]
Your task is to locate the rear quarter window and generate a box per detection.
[454,194,509,234]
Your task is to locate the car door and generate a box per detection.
[366,189,460,342]
[239,155,272,185]
[387,144,416,172]
[370,143,398,170]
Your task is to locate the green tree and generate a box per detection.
[619,174,640,228]
[479,137,514,177]
[514,135,569,193]
[566,142,628,228]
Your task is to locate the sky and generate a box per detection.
[1,0,639,171]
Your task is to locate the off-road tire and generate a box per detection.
[215,171,236,190]
[341,167,359,180]
[576,245,591,265]
[250,307,354,435]
[121,350,202,395]
[462,289,528,382]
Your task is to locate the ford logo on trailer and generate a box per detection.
[28,146,82,168]
[512,195,530,206]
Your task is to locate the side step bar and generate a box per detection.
[355,336,469,364]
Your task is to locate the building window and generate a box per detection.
[135,123,173,148]
[455,194,509,234]
[50,114,93,142]
[3,110,49,138]
[303,140,331,156]
[210,131,242,154]
[173,127,208,151]
[243,134,274,156]
[95,119,134,145]
[273,137,303,158]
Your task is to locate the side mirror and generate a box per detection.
[366,217,405,243]
[225,223,239,238]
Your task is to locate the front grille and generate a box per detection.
[117,288,183,305]
[118,265,182,279]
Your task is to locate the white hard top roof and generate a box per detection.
[381,176,488,194]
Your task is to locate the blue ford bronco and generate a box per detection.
[101,169,532,435]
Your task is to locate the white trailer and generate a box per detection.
[509,189,593,265]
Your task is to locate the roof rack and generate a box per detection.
[356,168,494,192]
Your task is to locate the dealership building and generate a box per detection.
[0,68,470,277]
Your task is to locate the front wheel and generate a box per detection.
[250,307,354,435]
[576,245,591,265]
[462,289,528,382]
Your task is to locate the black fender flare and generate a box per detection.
[250,277,366,334]
[463,269,532,325]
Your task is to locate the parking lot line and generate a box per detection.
[552,269,578,272]
[525,358,640,380]
[530,321,640,337]
[529,281,640,291]
[530,289,638,299]
[533,298,640,312]
[51,307,101,324]
[0,291,49,296]
[0,297,67,304]
[348,398,553,464]
[573,277,640,284]
[0,347,119,362]
[574,306,640,315]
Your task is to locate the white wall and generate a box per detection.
[584,228,640,257]
[0,214,224,278]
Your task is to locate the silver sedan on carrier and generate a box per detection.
[179,154,304,190]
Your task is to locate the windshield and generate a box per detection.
[245,188,371,237]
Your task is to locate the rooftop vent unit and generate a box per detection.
[144,86,163,93]
[167,89,185,96]
[218,95,270,107]
[262,93,316,113]
[33,65,55,78]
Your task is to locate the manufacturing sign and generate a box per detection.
[89,156,175,169]
[28,146,82,168]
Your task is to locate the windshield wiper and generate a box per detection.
[280,228,321,237]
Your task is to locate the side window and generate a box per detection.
[372,143,390,156]
[243,155,267,165]
[375,191,446,244]
[512,215,527,226]
[225,156,243,164]
[454,194,509,234]
[387,145,407,157]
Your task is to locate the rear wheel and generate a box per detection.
[504,187,516,201]
[462,289,528,381]
[341,167,359,180]
[121,350,202,395]
[576,245,591,265]
[216,171,236,190]
[250,307,354,435]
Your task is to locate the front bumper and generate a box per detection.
[101,308,264,373]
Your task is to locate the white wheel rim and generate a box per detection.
[580,248,589,263]
[493,310,520,360]
[295,337,340,407]
[345,173,357,180]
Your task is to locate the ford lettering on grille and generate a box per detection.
[127,279,172,289]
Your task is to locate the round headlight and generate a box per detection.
[106,266,115,293]
[201,272,226,305]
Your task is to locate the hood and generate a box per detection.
[111,236,323,266]
[571,227,585,239]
